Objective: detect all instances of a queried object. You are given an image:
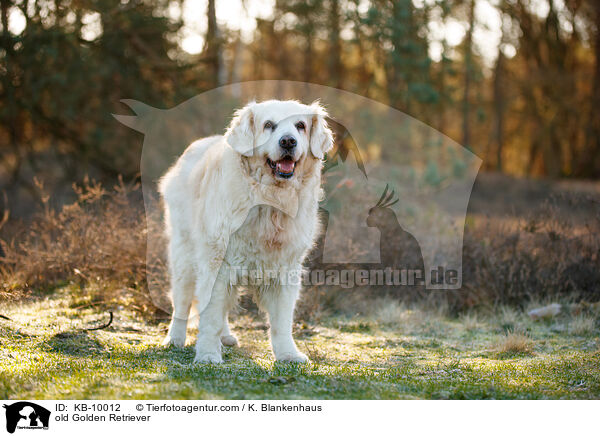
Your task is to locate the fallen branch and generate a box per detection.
[85,311,114,331]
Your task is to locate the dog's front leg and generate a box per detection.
[194,279,228,364]
[264,283,309,363]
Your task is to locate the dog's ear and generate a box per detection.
[309,101,334,159]
[225,102,256,156]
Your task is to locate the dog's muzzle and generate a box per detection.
[267,155,297,179]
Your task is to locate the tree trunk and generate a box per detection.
[493,49,505,171]
[1,0,21,187]
[328,0,343,88]
[303,35,313,83]
[462,0,475,150]
[204,0,225,88]
[436,0,452,135]
[387,0,414,111]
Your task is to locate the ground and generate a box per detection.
[1,289,598,400]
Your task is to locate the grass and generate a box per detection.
[1,289,599,400]
[494,332,535,358]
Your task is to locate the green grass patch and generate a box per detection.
[1,290,599,399]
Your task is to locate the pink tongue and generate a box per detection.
[276,160,294,173]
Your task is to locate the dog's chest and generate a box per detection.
[226,205,308,267]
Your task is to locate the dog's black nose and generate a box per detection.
[279,135,297,150]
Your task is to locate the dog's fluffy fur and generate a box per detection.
[160,100,333,363]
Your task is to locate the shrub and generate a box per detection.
[0,177,167,316]
[2,178,599,319]
[458,196,600,312]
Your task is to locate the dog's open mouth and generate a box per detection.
[267,157,297,179]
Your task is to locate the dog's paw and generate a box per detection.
[193,352,224,364]
[220,334,239,347]
[162,334,186,348]
[276,352,310,364]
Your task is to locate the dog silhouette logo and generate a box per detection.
[3,402,50,433]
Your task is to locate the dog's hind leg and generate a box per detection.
[220,312,239,347]
[163,241,195,347]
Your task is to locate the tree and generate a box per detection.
[328,0,343,88]
[493,1,509,171]
[580,1,600,177]
[364,0,437,113]
[431,0,457,135]
[0,0,190,204]
[278,0,325,83]
[204,0,225,88]
[462,0,475,150]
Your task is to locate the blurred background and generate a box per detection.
[1,0,599,216]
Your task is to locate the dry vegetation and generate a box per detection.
[1,174,599,320]
[0,177,165,315]
[495,332,535,357]
[460,200,600,311]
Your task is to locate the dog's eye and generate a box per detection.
[264,121,274,130]
[295,121,306,131]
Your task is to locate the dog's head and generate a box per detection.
[225,100,333,183]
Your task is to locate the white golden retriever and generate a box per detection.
[160,100,333,363]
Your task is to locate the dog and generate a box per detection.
[160,100,333,363]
